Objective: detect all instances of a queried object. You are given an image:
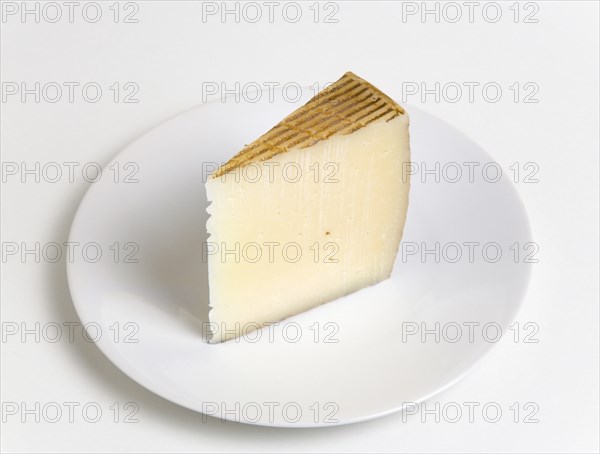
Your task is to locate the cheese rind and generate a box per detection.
[212,72,405,178]
[205,72,410,343]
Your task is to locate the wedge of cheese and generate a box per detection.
[205,71,410,342]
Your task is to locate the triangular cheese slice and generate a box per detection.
[205,71,410,342]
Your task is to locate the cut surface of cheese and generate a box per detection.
[205,72,410,343]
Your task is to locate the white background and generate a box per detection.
[1,1,598,452]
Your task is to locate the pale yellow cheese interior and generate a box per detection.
[205,110,410,343]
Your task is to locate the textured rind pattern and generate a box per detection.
[212,71,406,178]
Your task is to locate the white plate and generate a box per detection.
[67,90,532,427]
